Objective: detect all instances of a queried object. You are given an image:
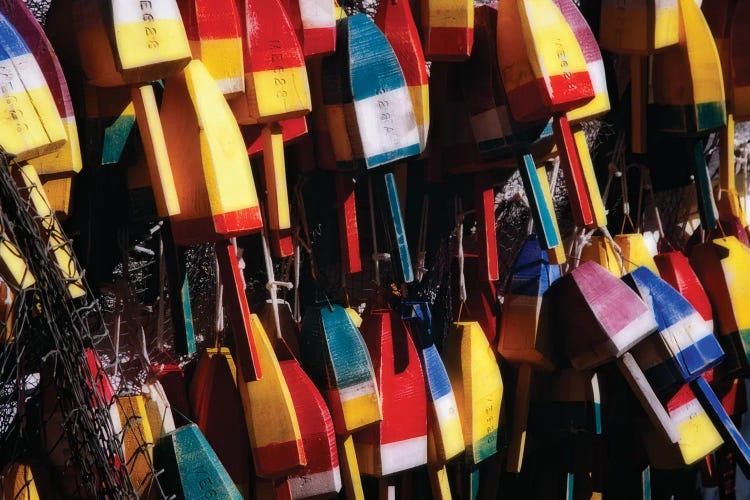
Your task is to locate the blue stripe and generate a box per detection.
[366,144,421,169]
[423,345,452,401]
[0,12,30,60]
[690,377,750,478]
[518,154,560,249]
[384,173,413,282]
[644,335,726,393]
[346,14,406,100]
[507,234,560,296]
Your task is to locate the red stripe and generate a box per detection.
[237,0,306,72]
[545,72,594,112]
[244,117,308,157]
[477,180,499,282]
[303,28,336,57]
[506,81,551,123]
[179,0,242,41]
[213,206,264,236]
[253,439,306,478]
[424,27,473,61]
[271,230,294,258]
[553,115,593,227]
[375,0,428,87]
[336,174,361,274]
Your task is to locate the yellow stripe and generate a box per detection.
[238,315,302,448]
[182,61,260,216]
[41,176,73,221]
[580,236,621,276]
[19,164,84,298]
[675,410,722,465]
[262,126,291,232]
[191,38,244,94]
[342,393,383,431]
[0,86,65,161]
[432,413,464,461]
[113,19,191,73]
[423,0,473,28]
[614,234,659,276]
[408,84,430,151]
[574,128,607,228]
[680,0,724,106]
[33,120,82,175]
[248,67,312,121]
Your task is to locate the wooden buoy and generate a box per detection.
[336,173,362,275]
[279,0,336,58]
[189,348,252,496]
[117,395,155,496]
[402,301,463,498]
[299,303,381,499]
[421,0,473,60]
[690,236,750,376]
[599,0,679,153]
[496,0,597,229]
[40,175,74,221]
[498,234,561,472]
[356,308,427,476]
[730,0,750,122]
[614,233,659,276]
[162,60,263,244]
[83,85,135,166]
[340,14,421,169]
[372,172,414,283]
[152,362,192,428]
[0,11,66,162]
[0,0,81,175]
[651,0,726,230]
[580,235,622,276]
[236,314,306,479]
[153,424,243,500]
[11,164,85,299]
[141,377,176,438]
[1,463,39,500]
[160,226,197,356]
[654,251,713,331]
[443,321,502,498]
[177,0,244,97]
[642,383,723,468]
[622,266,724,394]
[548,261,679,442]
[375,0,429,152]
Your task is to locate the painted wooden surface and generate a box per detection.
[550,260,657,370]
[1,463,39,500]
[231,0,311,123]
[131,84,181,218]
[320,41,355,166]
[177,0,244,96]
[374,173,414,283]
[0,0,81,175]
[342,14,421,168]
[614,233,659,276]
[580,235,622,276]
[161,224,196,356]
[279,0,336,57]
[421,0,473,60]
[599,0,679,54]
[73,0,125,87]
[299,304,381,433]
[110,0,191,84]
[214,239,261,380]
[83,85,135,166]
[375,0,430,151]
[236,314,305,479]
[622,266,724,394]
[154,424,243,500]
[497,0,596,228]
[654,250,714,329]
[642,383,723,468]
[690,236,750,376]
[12,164,84,299]
[401,302,464,464]
[730,0,750,121]
[117,395,154,496]
[498,235,560,472]
[189,348,252,496]
[443,321,502,466]
[262,125,294,257]
[272,339,342,499]
[41,175,74,221]
[652,0,726,135]
[153,362,193,428]
[141,378,176,438]
[244,117,308,157]
[161,60,263,244]
[0,12,65,162]
[356,309,427,476]
[336,173,362,275]
[475,177,499,282]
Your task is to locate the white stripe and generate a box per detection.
[433,392,460,424]
[112,0,182,24]
[338,380,378,403]
[379,436,427,475]
[0,53,46,93]
[299,0,336,29]
[353,87,420,159]
[290,466,342,499]
[214,76,245,96]
[658,312,714,356]
[611,311,657,353]
[587,62,607,96]
[669,398,704,425]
